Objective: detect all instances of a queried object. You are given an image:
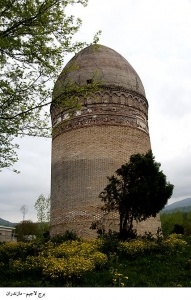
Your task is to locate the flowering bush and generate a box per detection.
[0,241,40,263]
[42,256,95,279]
[111,268,128,287]
[162,234,187,250]
[10,256,46,274]
[117,239,152,257]
[41,240,107,280]
[117,234,188,257]
[4,240,107,283]
[1,235,191,287]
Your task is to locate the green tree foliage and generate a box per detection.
[99,150,174,239]
[34,194,50,223]
[34,194,50,238]
[15,220,38,241]
[161,210,191,236]
[0,0,100,171]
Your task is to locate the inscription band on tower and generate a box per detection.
[51,86,149,138]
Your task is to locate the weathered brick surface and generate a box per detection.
[53,44,146,100]
[50,45,162,239]
[50,125,161,238]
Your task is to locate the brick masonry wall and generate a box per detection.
[50,45,162,239]
[50,125,162,238]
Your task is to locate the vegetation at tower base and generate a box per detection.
[95,150,174,239]
[1,234,191,287]
[0,0,101,171]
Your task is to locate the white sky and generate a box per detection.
[1,0,191,223]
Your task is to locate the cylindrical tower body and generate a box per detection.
[50,45,161,238]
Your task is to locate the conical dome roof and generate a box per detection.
[53,44,146,100]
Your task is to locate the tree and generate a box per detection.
[34,194,50,236]
[99,150,174,239]
[34,194,50,223]
[15,220,38,241]
[0,0,100,171]
[20,204,28,221]
[161,211,191,236]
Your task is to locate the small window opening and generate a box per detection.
[87,79,93,84]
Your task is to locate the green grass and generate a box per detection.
[79,248,191,287]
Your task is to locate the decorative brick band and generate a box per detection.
[51,87,149,138]
[52,114,149,139]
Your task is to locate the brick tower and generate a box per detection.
[50,44,161,238]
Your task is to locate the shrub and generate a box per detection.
[171,224,185,235]
[50,230,79,244]
[42,256,94,280]
[97,230,120,255]
[0,241,41,263]
[162,233,187,251]
[2,239,107,285]
[10,256,46,276]
[118,239,148,257]
[41,240,107,281]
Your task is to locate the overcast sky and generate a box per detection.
[1,0,191,223]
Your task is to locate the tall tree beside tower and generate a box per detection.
[0,0,100,171]
[99,151,174,239]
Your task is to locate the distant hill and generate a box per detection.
[161,198,191,214]
[0,218,17,227]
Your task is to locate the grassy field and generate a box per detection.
[0,233,191,287]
